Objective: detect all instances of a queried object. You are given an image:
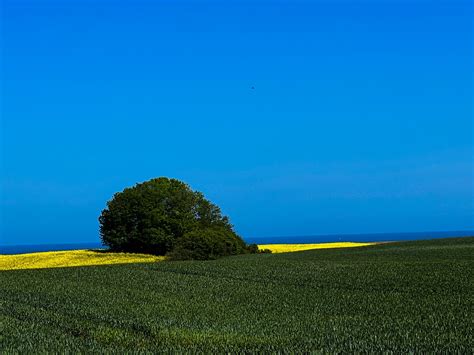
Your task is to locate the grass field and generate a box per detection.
[1,237,473,352]
[0,242,374,270]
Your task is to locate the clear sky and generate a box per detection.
[1,0,473,245]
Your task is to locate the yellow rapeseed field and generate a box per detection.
[258,242,375,253]
[0,250,164,271]
[1,242,375,270]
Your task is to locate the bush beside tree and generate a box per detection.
[167,227,246,261]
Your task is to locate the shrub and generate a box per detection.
[246,244,259,254]
[246,244,273,254]
[168,227,247,261]
[99,177,242,257]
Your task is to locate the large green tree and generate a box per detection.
[99,177,246,256]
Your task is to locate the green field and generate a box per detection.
[1,237,473,352]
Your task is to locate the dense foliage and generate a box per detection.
[168,227,247,260]
[1,237,473,352]
[99,177,247,258]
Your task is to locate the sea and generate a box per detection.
[1,230,472,255]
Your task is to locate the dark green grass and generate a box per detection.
[1,237,473,352]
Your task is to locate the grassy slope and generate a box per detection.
[1,237,473,352]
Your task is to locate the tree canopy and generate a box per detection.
[99,177,251,259]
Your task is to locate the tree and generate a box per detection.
[99,177,246,257]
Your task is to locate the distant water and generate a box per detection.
[246,230,474,245]
[0,243,104,255]
[1,231,472,255]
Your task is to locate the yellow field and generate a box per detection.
[258,242,375,253]
[0,250,164,271]
[1,242,375,271]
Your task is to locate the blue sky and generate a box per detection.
[1,0,473,245]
